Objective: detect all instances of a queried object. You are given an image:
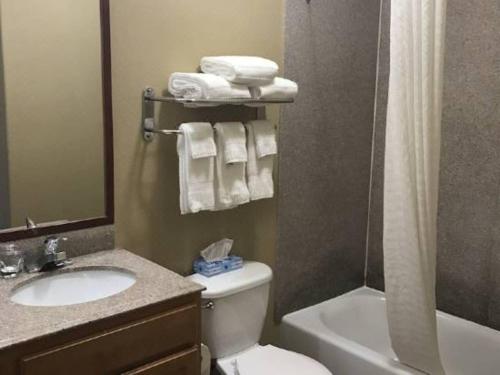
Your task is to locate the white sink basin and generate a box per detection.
[10,268,136,307]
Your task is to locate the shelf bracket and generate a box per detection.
[142,87,156,142]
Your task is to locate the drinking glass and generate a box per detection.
[0,243,24,278]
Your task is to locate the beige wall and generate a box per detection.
[0,26,8,228]
[1,0,105,228]
[111,0,284,342]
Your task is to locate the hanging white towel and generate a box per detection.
[245,122,274,200]
[250,77,298,100]
[246,120,277,158]
[213,123,250,210]
[200,56,279,86]
[177,123,216,214]
[168,72,251,100]
[214,121,248,164]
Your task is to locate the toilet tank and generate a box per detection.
[187,262,273,359]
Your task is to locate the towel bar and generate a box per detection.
[142,86,293,141]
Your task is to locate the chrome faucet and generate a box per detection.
[25,217,37,230]
[27,236,71,272]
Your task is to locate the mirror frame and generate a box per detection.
[0,0,114,241]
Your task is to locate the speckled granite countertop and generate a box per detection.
[0,249,204,350]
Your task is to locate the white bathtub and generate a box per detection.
[281,287,500,375]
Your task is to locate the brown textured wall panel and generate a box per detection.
[276,0,381,319]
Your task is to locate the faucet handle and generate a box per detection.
[39,236,71,270]
[43,236,67,255]
[25,217,37,230]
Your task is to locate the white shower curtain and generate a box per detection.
[384,1,447,374]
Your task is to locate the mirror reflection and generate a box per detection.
[0,0,105,231]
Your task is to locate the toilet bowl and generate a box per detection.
[187,261,332,375]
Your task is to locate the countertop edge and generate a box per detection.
[0,248,205,351]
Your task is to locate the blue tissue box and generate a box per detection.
[193,256,243,277]
[223,256,243,271]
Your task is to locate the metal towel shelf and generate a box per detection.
[142,86,294,141]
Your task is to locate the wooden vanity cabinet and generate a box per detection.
[122,347,199,375]
[0,292,202,375]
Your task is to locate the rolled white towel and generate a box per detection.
[168,72,251,100]
[250,77,298,100]
[200,56,279,86]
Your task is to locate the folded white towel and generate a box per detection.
[245,122,275,200]
[168,72,251,100]
[200,56,279,86]
[177,123,216,214]
[214,123,250,210]
[246,120,277,158]
[250,77,298,100]
[214,122,248,164]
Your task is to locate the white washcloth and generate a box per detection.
[184,122,218,159]
[177,123,216,214]
[200,56,279,86]
[168,72,251,100]
[214,122,248,164]
[246,120,277,158]
[245,123,274,200]
[213,123,250,210]
[250,77,298,100]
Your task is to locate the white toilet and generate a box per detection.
[187,261,332,375]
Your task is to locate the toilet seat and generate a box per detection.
[217,345,332,375]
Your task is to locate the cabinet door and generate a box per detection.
[21,304,198,375]
[122,347,199,375]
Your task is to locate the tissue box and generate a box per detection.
[223,256,243,271]
[193,256,243,277]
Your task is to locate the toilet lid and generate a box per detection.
[235,345,331,375]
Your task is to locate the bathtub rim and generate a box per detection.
[283,286,500,340]
[281,286,500,374]
[281,287,417,373]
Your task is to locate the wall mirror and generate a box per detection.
[0,0,113,241]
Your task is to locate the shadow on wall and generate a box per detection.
[119,99,273,274]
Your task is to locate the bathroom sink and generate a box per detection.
[10,268,136,307]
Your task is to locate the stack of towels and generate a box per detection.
[177,120,276,215]
[168,56,298,102]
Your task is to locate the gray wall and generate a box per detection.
[367,0,500,330]
[275,0,381,319]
